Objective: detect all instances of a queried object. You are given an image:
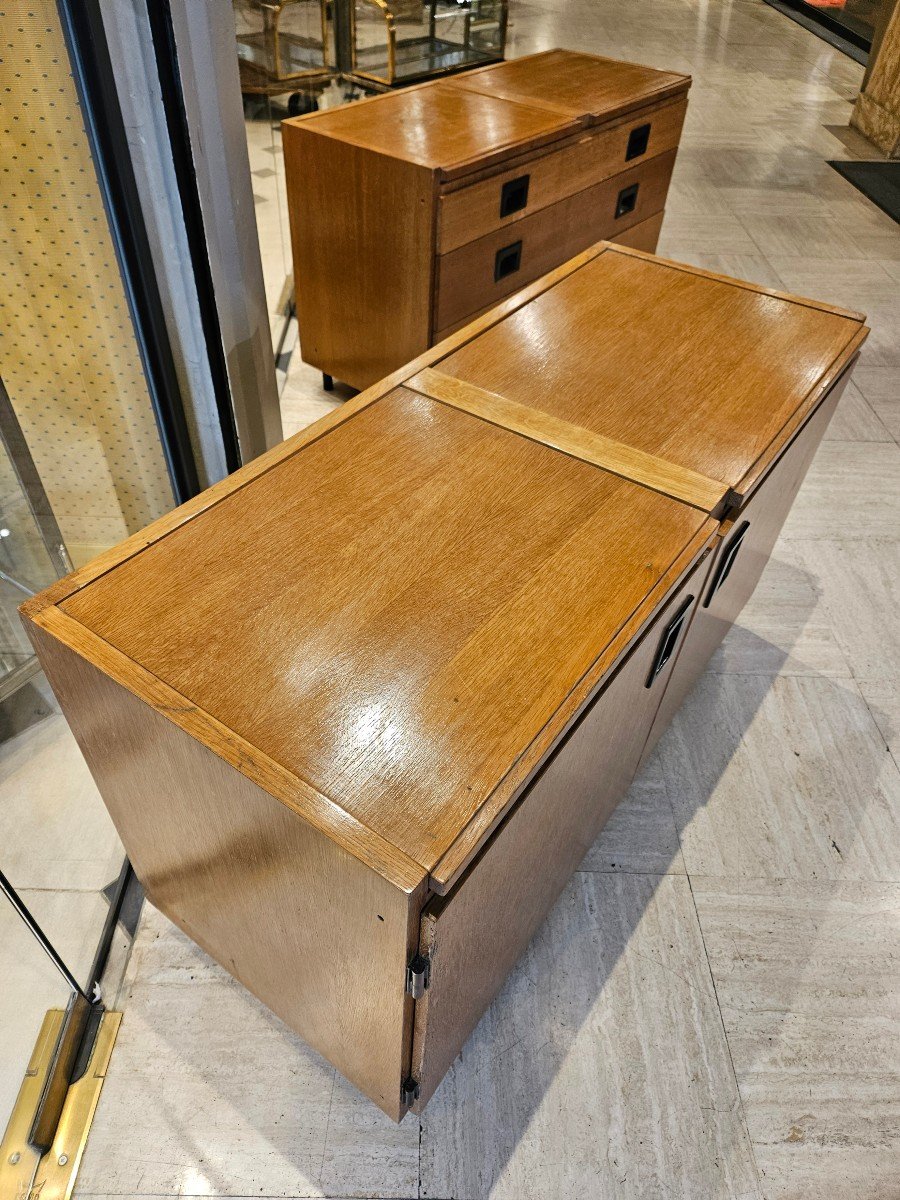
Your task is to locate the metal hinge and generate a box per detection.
[401,1076,420,1107]
[405,952,431,999]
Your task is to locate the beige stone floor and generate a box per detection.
[70,1,900,1197]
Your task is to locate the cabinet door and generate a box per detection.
[638,372,849,765]
[408,547,714,1111]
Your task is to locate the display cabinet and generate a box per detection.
[348,0,507,89]
[234,0,330,95]
[22,244,867,1121]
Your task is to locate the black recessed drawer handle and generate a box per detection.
[499,173,530,218]
[615,183,639,219]
[646,595,694,688]
[494,240,522,282]
[626,122,651,161]
[703,520,750,608]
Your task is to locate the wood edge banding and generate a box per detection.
[28,606,427,895]
[408,367,729,512]
[428,522,720,893]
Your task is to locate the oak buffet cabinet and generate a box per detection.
[283,48,691,389]
[22,244,867,1121]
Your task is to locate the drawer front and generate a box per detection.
[638,370,851,767]
[434,148,676,333]
[438,98,687,254]
[408,545,715,1110]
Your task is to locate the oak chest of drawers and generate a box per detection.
[283,48,690,389]
[22,244,867,1121]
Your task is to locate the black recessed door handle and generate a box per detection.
[646,595,694,688]
[494,240,522,282]
[626,122,651,160]
[499,173,530,218]
[703,521,750,608]
[615,183,639,219]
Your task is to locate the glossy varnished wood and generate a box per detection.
[27,620,425,1121]
[610,210,665,252]
[407,367,729,512]
[448,48,690,124]
[411,548,716,1108]
[437,98,687,253]
[282,125,435,390]
[439,246,868,501]
[57,387,715,876]
[287,80,578,180]
[435,149,677,331]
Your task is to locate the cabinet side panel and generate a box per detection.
[411,548,715,1108]
[639,369,850,765]
[29,622,419,1121]
[283,124,434,390]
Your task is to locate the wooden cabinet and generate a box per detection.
[21,244,867,1121]
[283,49,690,389]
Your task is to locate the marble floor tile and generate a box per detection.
[581,754,686,874]
[656,212,760,257]
[420,873,761,1200]
[850,364,900,441]
[822,380,892,442]
[75,907,419,1199]
[706,551,852,679]
[692,877,900,1200]
[780,442,900,540]
[659,673,900,881]
[792,539,900,682]
[858,678,900,774]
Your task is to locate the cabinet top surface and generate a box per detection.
[283,49,689,176]
[284,78,578,174]
[439,248,867,497]
[447,49,690,120]
[56,386,712,877]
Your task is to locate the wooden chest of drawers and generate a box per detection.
[22,245,867,1121]
[283,48,690,389]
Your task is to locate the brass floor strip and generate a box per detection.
[407,367,730,513]
[0,1009,122,1200]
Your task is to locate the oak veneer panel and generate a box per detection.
[411,547,716,1108]
[449,49,690,124]
[437,98,687,253]
[282,126,435,390]
[58,388,713,877]
[611,210,665,252]
[287,80,578,179]
[439,247,868,502]
[638,368,849,766]
[27,621,423,1121]
[435,150,677,332]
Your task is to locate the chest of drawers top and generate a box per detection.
[295,49,691,181]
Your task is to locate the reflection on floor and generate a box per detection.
[45,0,900,1195]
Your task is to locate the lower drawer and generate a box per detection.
[434,148,677,332]
[431,209,666,344]
[408,542,715,1109]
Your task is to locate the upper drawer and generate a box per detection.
[438,97,687,254]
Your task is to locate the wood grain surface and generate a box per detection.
[448,48,690,123]
[434,149,677,331]
[437,98,687,253]
[411,549,715,1107]
[609,209,665,252]
[407,367,729,511]
[284,80,577,178]
[283,125,436,389]
[56,387,713,877]
[28,620,424,1120]
[438,246,868,496]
